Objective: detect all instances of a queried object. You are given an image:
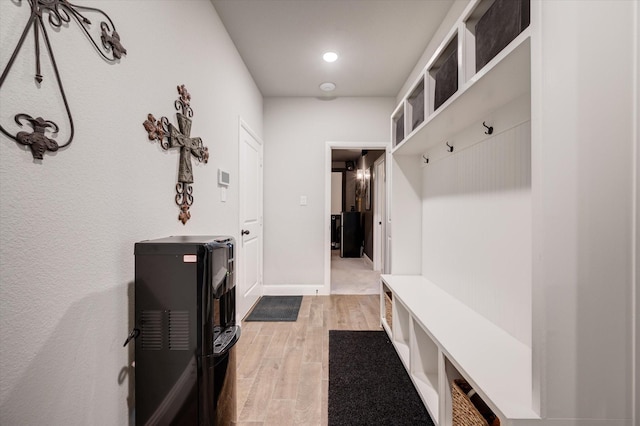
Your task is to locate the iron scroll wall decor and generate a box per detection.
[143,85,209,225]
[0,0,126,160]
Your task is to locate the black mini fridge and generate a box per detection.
[331,214,341,250]
[341,212,361,258]
[132,236,240,426]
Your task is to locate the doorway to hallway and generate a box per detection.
[324,141,388,295]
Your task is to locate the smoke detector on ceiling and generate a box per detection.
[319,82,336,92]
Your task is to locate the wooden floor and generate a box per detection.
[234,295,381,426]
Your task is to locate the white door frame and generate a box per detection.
[633,5,639,423]
[324,141,389,293]
[238,118,264,321]
[373,155,386,273]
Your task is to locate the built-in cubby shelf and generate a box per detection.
[411,320,440,423]
[383,0,541,424]
[393,30,530,156]
[391,0,531,157]
[392,298,411,368]
[383,0,633,424]
[406,78,425,134]
[391,104,405,147]
[381,282,393,334]
[464,0,530,78]
[381,275,539,424]
[429,34,458,112]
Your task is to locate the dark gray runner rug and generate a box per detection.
[245,296,302,321]
[328,330,434,426]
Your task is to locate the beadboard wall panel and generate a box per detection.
[421,122,531,346]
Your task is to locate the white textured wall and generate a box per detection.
[263,97,393,292]
[0,1,262,424]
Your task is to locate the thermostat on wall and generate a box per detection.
[218,169,230,186]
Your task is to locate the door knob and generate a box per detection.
[241,229,250,236]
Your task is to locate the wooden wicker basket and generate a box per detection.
[451,379,500,426]
[384,292,392,329]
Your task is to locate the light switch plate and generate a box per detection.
[300,195,307,206]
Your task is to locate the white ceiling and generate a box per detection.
[211,0,454,97]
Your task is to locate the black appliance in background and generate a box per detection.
[132,236,239,426]
[331,214,341,250]
[341,212,361,258]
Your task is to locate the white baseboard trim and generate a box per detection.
[262,284,330,296]
[525,420,630,426]
[363,253,373,266]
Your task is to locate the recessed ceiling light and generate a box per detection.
[323,51,338,63]
[319,82,336,92]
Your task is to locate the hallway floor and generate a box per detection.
[235,295,380,425]
[330,250,380,294]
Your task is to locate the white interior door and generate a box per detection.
[373,156,386,272]
[238,120,263,321]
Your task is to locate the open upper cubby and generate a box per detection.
[463,0,531,80]
[406,77,425,134]
[428,34,458,112]
[391,105,405,147]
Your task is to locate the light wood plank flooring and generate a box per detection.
[234,295,381,426]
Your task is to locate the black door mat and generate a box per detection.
[244,296,302,322]
[328,330,434,426]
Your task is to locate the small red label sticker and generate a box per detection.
[183,255,197,263]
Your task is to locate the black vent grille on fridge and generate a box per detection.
[168,310,190,351]
[141,310,163,350]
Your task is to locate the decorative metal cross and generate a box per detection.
[0,0,126,160]
[143,85,209,225]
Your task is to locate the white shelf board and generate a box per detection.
[413,371,440,424]
[393,340,410,371]
[414,370,439,398]
[381,274,539,421]
[392,31,531,156]
[381,318,391,336]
